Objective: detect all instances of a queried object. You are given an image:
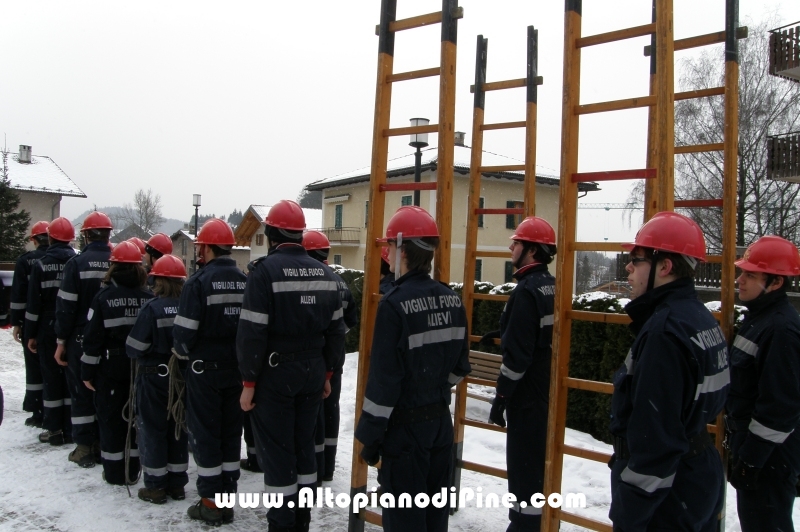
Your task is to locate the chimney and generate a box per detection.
[19,145,32,163]
[454,132,466,147]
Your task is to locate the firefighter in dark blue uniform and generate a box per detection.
[485,216,556,532]
[173,218,245,526]
[240,255,264,474]
[302,230,359,483]
[10,221,50,427]
[81,241,153,484]
[726,235,800,531]
[609,212,729,531]
[126,254,189,504]
[237,200,345,532]
[25,217,77,445]
[355,206,471,532]
[55,211,113,467]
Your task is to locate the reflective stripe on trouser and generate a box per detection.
[251,357,324,529]
[378,414,454,532]
[136,372,189,490]
[66,332,98,445]
[22,339,44,416]
[315,371,342,479]
[506,403,547,532]
[95,357,138,485]
[243,410,260,467]
[185,368,243,498]
[37,325,72,434]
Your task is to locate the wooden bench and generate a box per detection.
[463,350,501,403]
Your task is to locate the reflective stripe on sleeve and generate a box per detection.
[448,373,464,385]
[749,419,793,444]
[25,312,39,322]
[332,308,343,321]
[733,335,759,357]
[126,336,152,352]
[57,290,79,302]
[240,309,269,325]
[500,364,525,381]
[694,370,730,400]
[362,397,394,419]
[620,467,675,493]
[81,354,101,365]
[174,315,200,330]
[540,314,554,327]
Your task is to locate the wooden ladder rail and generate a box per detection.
[452,25,543,505]
[349,1,460,530]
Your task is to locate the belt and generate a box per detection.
[613,429,712,461]
[139,364,170,377]
[389,402,450,427]
[267,350,321,368]
[190,359,239,374]
[724,416,750,432]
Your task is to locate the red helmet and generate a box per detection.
[150,254,187,278]
[110,241,143,263]
[82,211,113,231]
[128,237,146,254]
[510,216,556,245]
[146,233,173,256]
[196,218,236,246]
[30,221,50,238]
[302,230,330,251]
[735,235,800,276]
[381,246,391,264]
[622,211,706,262]
[380,206,439,241]
[48,217,75,242]
[265,200,306,231]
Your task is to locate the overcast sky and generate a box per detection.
[2,0,798,242]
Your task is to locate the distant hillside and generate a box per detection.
[71,207,186,236]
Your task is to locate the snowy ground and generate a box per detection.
[0,328,797,531]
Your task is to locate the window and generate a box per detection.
[365,201,369,227]
[478,197,485,228]
[333,254,342,265]
[401,195,412,206]
[475,259,483,282]
[505,261,514,283]
[506,200,524,229]
[334,204,343,229]
[181,239,187,255]
[256,234,264,246]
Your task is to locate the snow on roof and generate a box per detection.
[5,151,86,198]
[247,204,322,230]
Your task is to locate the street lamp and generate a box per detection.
[408,117,429,207]
[192,194,201,273]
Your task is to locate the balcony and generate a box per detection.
[767,131,800,183]
[312,227,362,245]
[769,22,800,82]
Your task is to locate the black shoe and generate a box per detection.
[167,487,186,500]
[222,507,234,524]
[68,444,96,468]
[187,499,223,526]
[25,416,43,428]
[38,429,57,443]
[138,487,167,505]
[41,430,66,445]
[240,457,262,473]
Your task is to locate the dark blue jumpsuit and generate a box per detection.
[126,296,189,492]
[496,263,554,531]
[236,243,345,530]
[81,282,153,484]
[173,256,246,500]
[56,241,110,446]
[10,244,49,421]
[24,243,76,435]
[726,289,800,531]
[355,269,471,532]
[315,268,358,481]
[609,278,729,531]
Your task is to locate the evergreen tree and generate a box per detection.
[0,150,31,261]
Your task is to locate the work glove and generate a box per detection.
[729,459,760,491]
[489,394,507,428]
[360,444,381,466]
[479,330,501,347]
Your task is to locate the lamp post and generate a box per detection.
[192,194,201,274]
[408,117,429,207]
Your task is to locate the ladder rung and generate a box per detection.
[470,76,544,93]
[479,165,526,173]
[374,8,463,35]
[481,121,526,131]
[474,250,512,258]
[475,208,524,215]
[559,510,613,532]
[576,22,655,48]
[359,509,382,526]
[387,67,440,83]
[705,255,723,264]
[473,293,510,302]
[570,242,627,252]
[644,26,748,56]
[674,199,723,207]
[566,310,632,325]
[379,182,438,192]
[576,95,655,115]
[383,123,438,138]
[675,87,725,100]
[565,377,613,394]
[460,460,507,479]
[674,143,725,154]
[463,417,506,434]
[465,376,498,387]
[572,168,656,183]
[564,444,613,463]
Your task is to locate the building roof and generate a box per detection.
[305,144,599,192]
[4,150,86,198]
[170,229,196,242]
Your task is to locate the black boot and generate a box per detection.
[295,507,311,532]
[240,457,262,472]
[25,415,43,428]
[187,499,223,526]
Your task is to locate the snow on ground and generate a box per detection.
[1,328,798,530]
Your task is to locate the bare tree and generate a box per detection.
[119,188,166,235]
[627,16,800,252]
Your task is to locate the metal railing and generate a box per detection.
[311,227,362,244]
[769,22,800,81]
[767,131,800,182]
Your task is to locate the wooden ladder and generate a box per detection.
[541,1,742,530]
[348,0,461,529]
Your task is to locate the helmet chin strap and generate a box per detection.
[646,250,659,292]
[395,232,403,276]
